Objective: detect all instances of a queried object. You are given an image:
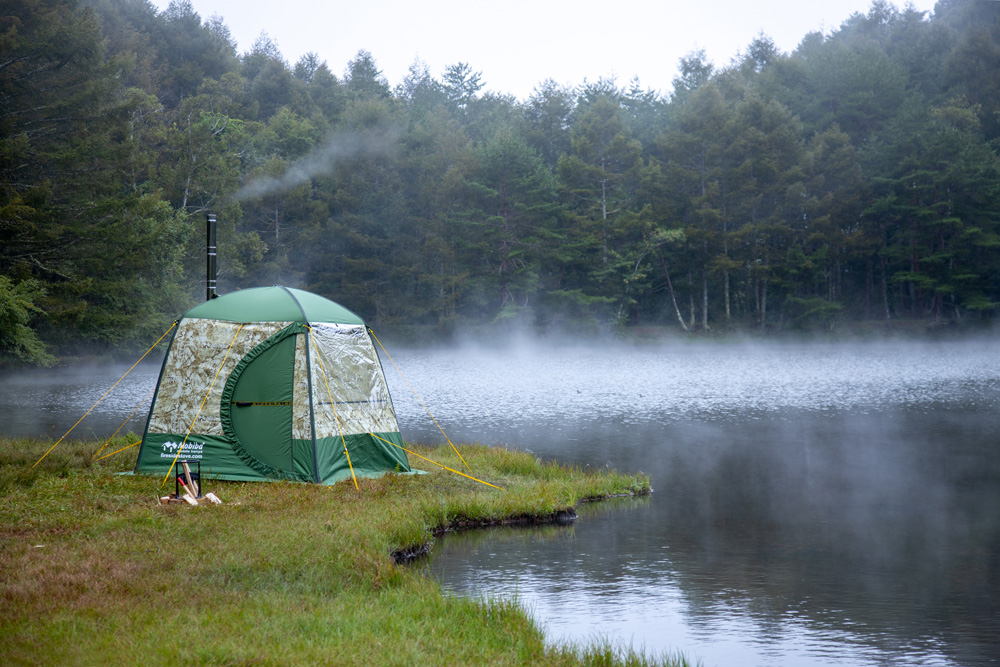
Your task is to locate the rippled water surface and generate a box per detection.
[2,338,999,666]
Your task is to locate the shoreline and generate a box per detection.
[0,437,685,667]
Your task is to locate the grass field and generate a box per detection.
[0,436,693,666]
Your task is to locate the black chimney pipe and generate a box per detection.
[206,213,218,300]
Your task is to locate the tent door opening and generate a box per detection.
[225,331,297,477]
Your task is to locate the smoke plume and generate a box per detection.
[229,126,401,203]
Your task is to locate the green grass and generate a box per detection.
[0,436,693,667]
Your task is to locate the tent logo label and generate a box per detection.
[159,441,205,460]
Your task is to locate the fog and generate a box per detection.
[0,362,162,439]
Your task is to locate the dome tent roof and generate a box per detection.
[182,286,364,325]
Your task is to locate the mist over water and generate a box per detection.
[2,338,998,665]
[0,363,161,439]
[393,338,1000,439]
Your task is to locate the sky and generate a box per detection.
[149,0,939,101]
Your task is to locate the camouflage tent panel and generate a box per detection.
[147,320,291,437]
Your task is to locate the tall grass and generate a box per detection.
[0,437,693,666]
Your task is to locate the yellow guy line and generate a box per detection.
[310,329,358,489]
[32,322,177,470]
[368,329,470,472]
[368,432,504,491]
[162,323,243,487]
[91,385,156,461]
[94,441,141,462]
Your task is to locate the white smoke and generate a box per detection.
[230,126,401,203]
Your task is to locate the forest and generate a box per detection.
[2,0,999,365]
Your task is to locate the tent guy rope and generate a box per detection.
[368,329,471,472]
[368,432,504,491]
[94,441,141,462]
[91,385,156,461]
[32,322,177,470]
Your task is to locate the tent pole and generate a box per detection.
[206,213,218,301]
[305,328,321,483]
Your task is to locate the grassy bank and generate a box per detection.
[0,436,688,666]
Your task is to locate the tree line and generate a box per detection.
[2,0,999,364]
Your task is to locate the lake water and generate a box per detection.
[2,338,998,666]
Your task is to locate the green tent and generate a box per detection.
[134,286,410,484]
